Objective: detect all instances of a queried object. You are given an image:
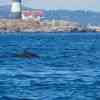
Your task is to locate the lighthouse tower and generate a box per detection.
[11,0,22,19]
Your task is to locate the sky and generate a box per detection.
[0,0,100,12]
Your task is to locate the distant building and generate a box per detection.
[11,0,44,20]
[22,10,44,21]
[22,11,33,20]
[33,10,44,21]
[87,24,100,31]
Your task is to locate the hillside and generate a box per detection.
[44,10,100,25]
[0,5,100,25]
[0,5,10,18]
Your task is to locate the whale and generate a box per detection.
[14,51,40,59]
[0,51,40,59]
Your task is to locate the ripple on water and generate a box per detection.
[0,33,100,100]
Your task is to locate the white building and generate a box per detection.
[22,11,33,20]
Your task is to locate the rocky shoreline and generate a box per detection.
[0,19,97,32]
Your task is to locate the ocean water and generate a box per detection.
[0,32,100,100]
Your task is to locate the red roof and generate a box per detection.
[34,10,44,16]
[23,11,32,16]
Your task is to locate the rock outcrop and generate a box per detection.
[0,19,96,32]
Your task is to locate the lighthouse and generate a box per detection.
[11,0,22,19]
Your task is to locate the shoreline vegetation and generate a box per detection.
[0,19,99,32]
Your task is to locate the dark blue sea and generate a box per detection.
[0,32,100,100]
